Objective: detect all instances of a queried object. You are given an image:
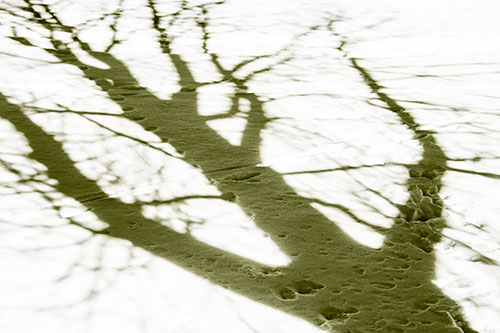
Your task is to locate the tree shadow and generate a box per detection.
[0,1,482,332]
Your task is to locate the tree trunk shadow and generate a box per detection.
[0,57,475,333]
[0,1,478,331]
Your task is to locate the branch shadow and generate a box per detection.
[0,1,483,332]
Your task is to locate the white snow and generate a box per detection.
[1,0,500,332]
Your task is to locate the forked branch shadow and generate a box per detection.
[0,1,480,331]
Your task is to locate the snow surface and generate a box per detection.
[1,0,500,332]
